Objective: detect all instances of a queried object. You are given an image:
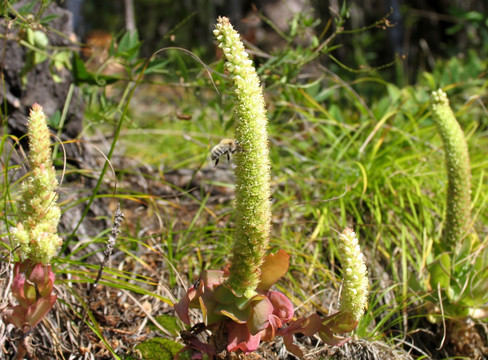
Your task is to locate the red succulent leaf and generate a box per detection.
[1,306,25,329]
[282,334,304,358]
[200,269,230,325]
[13,273,37,307]
[214,286,268,326]
[202,269,227,289]
[261,314,282,342]
[174,260,307,358]
[278,313,322,357]
[13,262,21,276]
[29,263,54,297]
[175,269,228,326]
[2,295,57,333]
[218,302,252,324]
[227,322,262,354]
[12,262,56,307]
[5,261,58,332]
[29,264,46,286]
[213,283,237,305]
[257,250,290,292]
[11,272,28,305]
[202,287,228,325]
[175,286,197,325]
[268,291,294,322]
[279,313,322,337]
[322,311,358,333]
[318,324,350,346]
[247,297,273,335]
[25,294,57,328]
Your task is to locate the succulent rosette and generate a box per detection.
[2,261,57,332]
[176,244,367,358]
[176,250,295,355]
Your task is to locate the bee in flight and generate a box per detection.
[211,138,239,167]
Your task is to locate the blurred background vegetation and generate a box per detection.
[72,0,488,86]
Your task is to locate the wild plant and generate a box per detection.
[421,90,488,342]
[1,104,61,358]
[174,17,369,359]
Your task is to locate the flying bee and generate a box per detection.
[211,139,239,167]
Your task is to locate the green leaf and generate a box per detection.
[137,58,170,75]
[422,72,436,89]
[463,11,484,22]
[40,14,60,25]
[48,110,61,129]
[18,1,36,15]
[386,83,401,104]
[117,30,141,62]
[71,52,120,86]
[428,252,451,291]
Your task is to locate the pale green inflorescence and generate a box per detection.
[13,103,62,264]
[338,228,369,322]
[430,89,471,246]
[213,17,271,298]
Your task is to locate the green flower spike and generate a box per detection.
[175,20,370,359]
[13,103,62,265]
[430,89,471,246]
[213,16,271,298]
[337,228,369,322]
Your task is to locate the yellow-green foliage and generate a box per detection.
[213,17,271,298]
[13,104,62,264]
[430,90,471,246]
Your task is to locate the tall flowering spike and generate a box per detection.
[338,228,369,322]
[213,17,271,298]
[430,90,471,246]
[13,103,62,264]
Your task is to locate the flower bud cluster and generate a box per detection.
[338,228,369,321]
[213,17,271,298]
[13,103,62,265]
[430,89,471,246]
[3,104,61,334]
